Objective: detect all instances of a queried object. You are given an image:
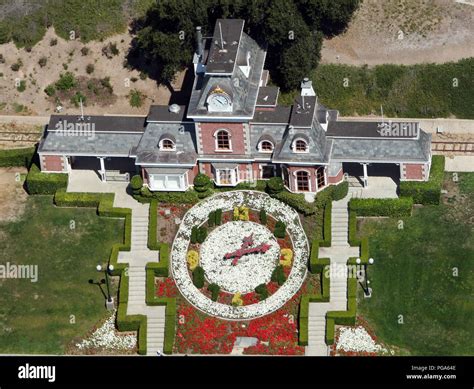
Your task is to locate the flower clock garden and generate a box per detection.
[157,191,322,354]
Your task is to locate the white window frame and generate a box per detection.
[215,167,238,186]
[159,138,176,152]
[257,140,274,153]
[259,163,276,179]
[213,129,233,152]
[292,138,309,154]
[149,173,186,191]
[293,169,312,192]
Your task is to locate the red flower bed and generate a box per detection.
[155,278,178,298]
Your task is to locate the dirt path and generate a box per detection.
[321,0,474,66]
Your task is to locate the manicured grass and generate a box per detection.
[0,196,123,354]
[357,174,474,355]
[280,59,474,119]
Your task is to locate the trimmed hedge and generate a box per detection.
[147,200,170,276]
[309,240,330,274]
[266,176,284,195]
[25,163,68,194]
[273,220,286,239]
[272,191,316,216]
[348,210,359,247]
[0,147,35,167]
[400,155,445,205]
[319,202,332,247]
[349,197,413,217]
[331,180,349,201]
[137,187,199,204]
[298,265,330,345]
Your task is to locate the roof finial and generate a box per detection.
[218,22,224,50]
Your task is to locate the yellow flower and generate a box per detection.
[187,250,199,271]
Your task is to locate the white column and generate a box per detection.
[362,163,368,188]
[98,157,106,182]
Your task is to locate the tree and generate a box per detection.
[131,0,359,90]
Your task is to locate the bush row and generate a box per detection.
[309,240,330,274]
[0,147,35,167]
[349,197,413,217]
[400,155,445,205]
[147,200,169,276]
[25,163,68,194]
[319,202,332,247]
[137,187,199,204]
[298,265,330,346]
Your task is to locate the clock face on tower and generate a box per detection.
[207,86,233,113]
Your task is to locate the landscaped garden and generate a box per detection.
[356,172,474,355]
[0,195,126,354]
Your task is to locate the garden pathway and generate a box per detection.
[305,196,359,356]
[67,171,166,356]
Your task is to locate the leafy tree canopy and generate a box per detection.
[132,0,360,90]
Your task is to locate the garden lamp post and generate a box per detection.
[356,257,374,298]
[97,264,115,310]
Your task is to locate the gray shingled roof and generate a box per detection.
[330,131,431,162]
[187,29,266,120]
[47,115,146,133]
[249,124,287,158]
[135,123,197,165]
[39,131,142,156]
[327,120,420,139]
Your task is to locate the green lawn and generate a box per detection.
[0,196,123,354]
[357,173,474,355]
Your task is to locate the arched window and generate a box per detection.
[159,138,175,151]
[296,170,310,191]
[293,138,308,153]
[215,129,231,151]
[258,140,274,153]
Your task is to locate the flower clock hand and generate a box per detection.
[224,233,272,266]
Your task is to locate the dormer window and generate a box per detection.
[258,140,274,153]
[293,138,308,153]
[214,129,232,151]
[159,137,176,151]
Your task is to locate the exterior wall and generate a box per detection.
[199,122,246,155]
[401,163,426,181]
[199,162,212,177]
[187,164,200,184]
[141,167,149,185]
[40,154,67,172]
[328,167,344,184]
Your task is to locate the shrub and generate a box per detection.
[25,163,68,195]
[70,92,86,107]
[273,220,286,239]
[207,283,220,301]
[267,176,284,195]
[192,266,205,289]
[44,84,56,96]
[11,60,22,71]
[190,226,198,244]
[0,147,35,167]
[16,80,26,92]
[272,191,316,215]
[208,211,215,227]
[50,38,57,46]
[0,54,5,64]
[215,209,222,225]
[309,241,330,274]
[193,173,212,193]
[137,188,199,204]
[81,47,89,56]
[130,175,143,194]
[38,56,47,67]
[187,250,199,271]
[399,156,445,205]
[259,209,267,224]
[271,265,286,286]
[319,202,332,247]
[349,198,413,217]
[55,72,76,91]
[196,227,207,244]
[129,89,144,108]
[100,77,113,93]
[332,180,349,200]
[86,63,94,74]
[255,284,269,300]
[102,42,119,58]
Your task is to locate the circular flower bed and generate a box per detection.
[171,191,309,320]
[200,221,280,294]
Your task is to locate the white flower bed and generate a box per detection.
[200,221,280,293]
[336,326,387,354]
[75,310,137,351]
[171,191,309,320]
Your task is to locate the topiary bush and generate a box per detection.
[255,284,269,300]
[215,209,222,226]
[190,226,199,244]
[193,173,212,198]
[266,176,285,195]
[331,180,349,201]
[259,209,267,225]
[273,220,286,239]
[271,265,286,286]
[130,174,143,194]
[207,283,220,301]
[192,266,205,289]
[208,211,215,227]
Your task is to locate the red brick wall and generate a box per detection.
[200,162,212,177]
[41,155,65,172]
[187,165,199,184]
[403,163,424,180]
[286,166,317,192]
[328,168,344,184]
[199,122,246,154]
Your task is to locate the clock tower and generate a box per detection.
[206,86,233,113]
